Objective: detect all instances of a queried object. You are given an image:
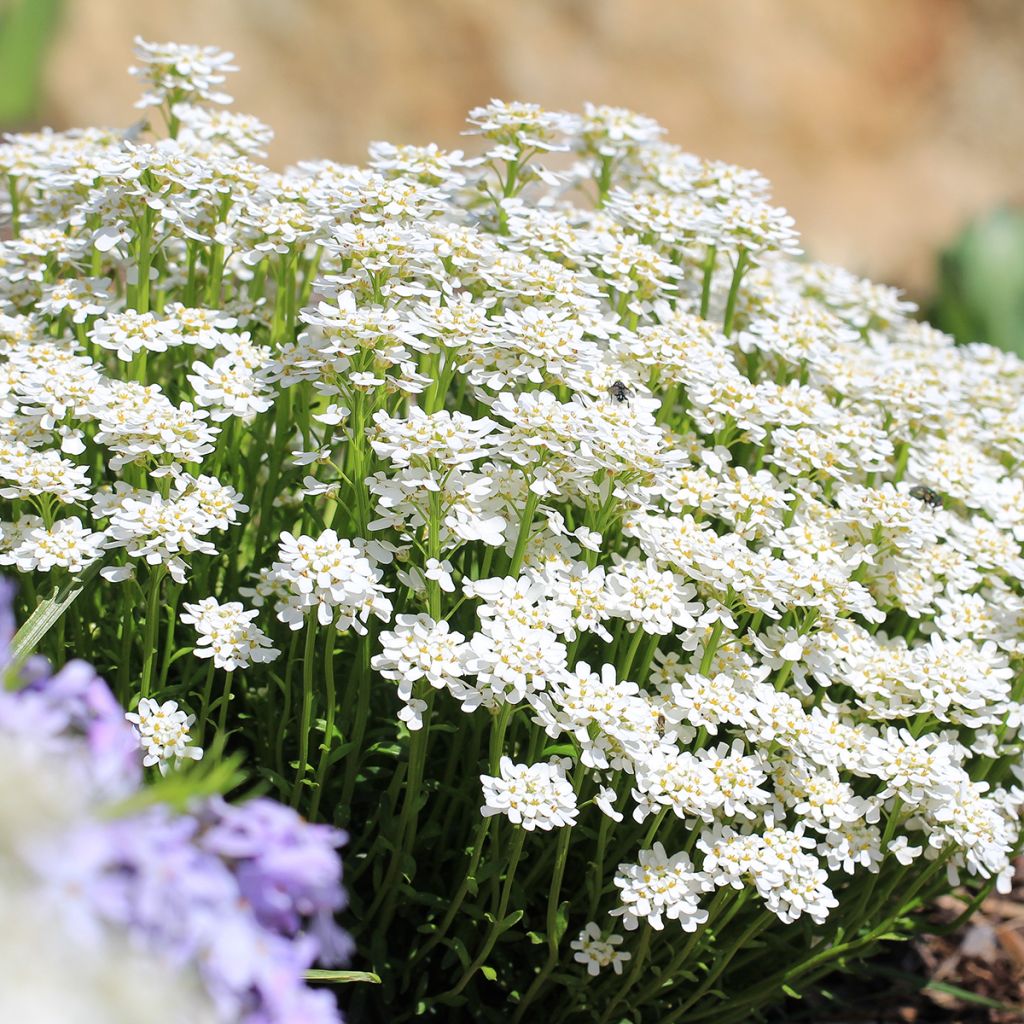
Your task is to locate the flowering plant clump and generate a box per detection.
[0,580,351,1023]
[2,38,1024,1022]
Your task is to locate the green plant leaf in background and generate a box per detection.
[931,206,1024,356]
[0,0,63,126]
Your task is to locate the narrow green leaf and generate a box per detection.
[542,743,579,758]
[447,935,471,971]
[926,979,1020,1012]
[8,561,101,673]
[305,969,381,985]
[499,909,524,933]
[553,901,570,943]
[865,963,1024,1012]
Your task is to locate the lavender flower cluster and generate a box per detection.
[0,580,351,1024]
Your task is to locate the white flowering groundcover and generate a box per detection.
[3,38,1024,1023]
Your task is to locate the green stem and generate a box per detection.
[616,626,645,680]
[595,154,615,207]
[217,670,235,738]
[699,619,725,676]
[7,175,20,236]
[275,631,299,779]
[290,616,318,807]
[699,244,717,318]
[509,488,541,576]
[633,888,736,1007]
[663,913,771,1023]
[310,624,338,821]
[512,768,583,1021]
[340,634,371,812]
[139,567,165,699]
[133,205,154,313]
[197,660,216,741]
[437,828,527,1001]
[683,855,952,1024]
[598,925,652,1024]
[722,248,749,337]
[410,815,494,969]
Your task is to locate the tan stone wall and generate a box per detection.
[37,0,1024,293]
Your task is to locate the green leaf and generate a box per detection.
[305,969,381,985]
[931,207,1024,356]
[447,936,472,971]
[929,980,1022,1012]
[499,909,524,933]
[865,963,1023,1012]
[254,766,292,794]
[553,901,570,944]
[8,561,100,674]
[542,743,579,758]
[323,741,353,769]
[480,965,497,982]
[109,745,245,815]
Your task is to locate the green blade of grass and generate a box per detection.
[865,962,1024,1013]
[305,969,381,985]
[7,560,100,674]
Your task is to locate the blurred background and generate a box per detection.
[2,0,1023,338]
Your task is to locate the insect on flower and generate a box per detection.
[909,484,943,509]
[607,380,634,404]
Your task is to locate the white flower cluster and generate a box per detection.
[130,36,237,111]
[480,756,579,831]
[180,596,280,671]
[3,39,1024,1008]
[125,698,204,775]
[570,922,631,976]
[245,530,394,632]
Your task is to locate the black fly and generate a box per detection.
[909,485,943,509]
[607,380,634,404]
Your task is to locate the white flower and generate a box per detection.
[7,35,1024,979]
[480,756,578,831]
[269,530,393,631]
[887,836,924,866]
[1,517,106,574]
[125,698,203,775]
[130,37,237,109]
[611,843,711,931]
[571,922,631,976]
[372,614,471,727]
[595,786,624,823]
[180,597,279,671]
[464,100,572,153]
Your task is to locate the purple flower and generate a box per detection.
[0,659,141,795]
[199,797,352,964]
[0,578,350,1023]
